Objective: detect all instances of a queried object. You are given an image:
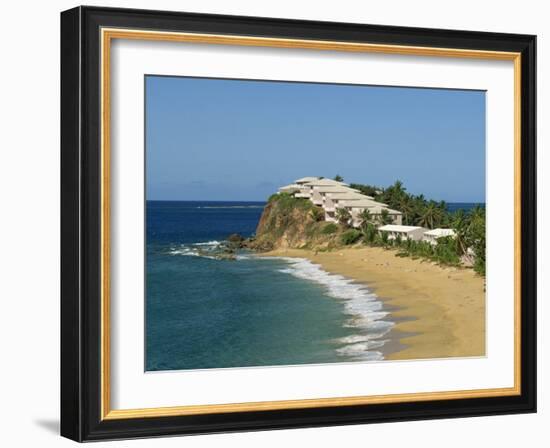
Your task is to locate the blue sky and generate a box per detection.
[146,76,485,202]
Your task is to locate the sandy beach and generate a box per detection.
[262,246,485,361]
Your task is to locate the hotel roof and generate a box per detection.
[327,192,370,200]
[379,225,424,233]
[295,176,321,183]
[339,199,386,208]
[278,183,302,192]
[311,185,357,193]
[302,178,349,187]
[368,205,402,214]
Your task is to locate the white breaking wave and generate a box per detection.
[168,241,223,259]
[275,257,394,361]
[165,249,394,361]
[192,240,222,247]
[168,246,218,260]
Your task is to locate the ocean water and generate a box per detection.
[146,200,393,371]
[446,202,485,213]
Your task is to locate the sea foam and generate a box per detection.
[168,241,222,259]
[167,248,394,361]
[275,257,394,361]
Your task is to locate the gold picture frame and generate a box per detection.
[61,6,536,442]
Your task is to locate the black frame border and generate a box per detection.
[61,6,536,442]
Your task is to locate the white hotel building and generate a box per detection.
[278,176,402,227]
[277,177,458,244]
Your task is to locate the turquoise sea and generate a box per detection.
[145,200,480,371]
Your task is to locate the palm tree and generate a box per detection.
[378,208,393,225]
[333,174,344,182]
[469,205,485,224]
[309,206,324,222]
[392,180,405,197]
[363,223,377,243]
[397,196,414,225]
[335,207,352,227]
[358,208,372,230]
[417,202,440,229]
[383,180,406,208]
[450,209,470,257]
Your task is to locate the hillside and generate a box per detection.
[246,193,345,252]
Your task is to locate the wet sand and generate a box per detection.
[262,246,485,360]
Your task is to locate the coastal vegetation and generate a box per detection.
[321,223,338,235]
[341,229,362,245]
[249,180,486,275]
[349,178,485,274]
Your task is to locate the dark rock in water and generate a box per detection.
[249,240,274,252]
[215,253,237,261]
[227,233,245,243]
[226,233,248,249]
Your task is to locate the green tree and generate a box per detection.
[450,209,469,256]
[397,196,414,225]
[334,174,344,182]
[467,206,486,275]
[380,180,406,209]
[358,208,373,231]
[417,201,442,229]
[363,223,377,243]
[391,180,405,198]
[378,208,393,225]
[335,207,352,227]
[309,206,325,222]
[349,183,378,198]
[341,229,362,245]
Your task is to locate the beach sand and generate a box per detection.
[262,246,485,360]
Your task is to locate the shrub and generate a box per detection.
[341,229,362,245]
[474,256,486,276]
[362,223,377,243]
[433,237,460,265]
[335,207,352,227]
[309,206,325,222]
[394,234,403,246]
[269,192,312,212]
[321,223,338,235]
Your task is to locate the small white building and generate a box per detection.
[423,228,456,245]
[378,225,426,241]
[278,183,302,194]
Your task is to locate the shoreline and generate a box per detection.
[260,246,485,360]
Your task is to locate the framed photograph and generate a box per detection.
[60,6,536,442]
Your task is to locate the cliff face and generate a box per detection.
[248,194,341,251]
